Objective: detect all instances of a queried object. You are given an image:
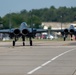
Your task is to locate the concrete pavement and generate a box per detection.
[0,41,76,75]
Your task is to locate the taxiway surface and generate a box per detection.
[0,41,76,75]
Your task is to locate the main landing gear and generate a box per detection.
[12,36,33,46]
[22,36,25,46]
[64,37,66,41]
[70,34,73,41]
[29,37,32,46]
[63,34,66,41]
[13,40,15,46]
[13,36,18,46]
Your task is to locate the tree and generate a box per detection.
[1,6,76,28]
[0,17,3,29]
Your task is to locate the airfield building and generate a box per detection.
[39,22,76,39]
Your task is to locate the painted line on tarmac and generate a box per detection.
[27,48,76,74]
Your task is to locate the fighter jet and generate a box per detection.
[0,22,47,46]
[51,25,76,41]
[62,25,76,41]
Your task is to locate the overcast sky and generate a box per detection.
[0,0,76,17]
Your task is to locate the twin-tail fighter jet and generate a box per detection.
[51,25,76,41]
[0,22,47,46]
[62,25,76,41]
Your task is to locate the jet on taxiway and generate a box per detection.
[0,22,47,46]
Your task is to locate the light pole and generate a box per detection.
[60,15,63,30]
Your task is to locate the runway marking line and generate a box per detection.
[27,48,76,74]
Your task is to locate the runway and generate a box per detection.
[0,40,76,75]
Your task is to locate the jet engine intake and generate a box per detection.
[70,29,74,33]
[14,29,20,35]
[22,29,29,35]
[64,29,68,33]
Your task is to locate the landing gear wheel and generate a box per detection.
[71,39,73,41]
[23,42,25,46]
[30,40,32,46]
[64,37,66,41]
[13,41,15,46]
[71,35,73,41]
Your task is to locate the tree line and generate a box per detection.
[0,6,76,29]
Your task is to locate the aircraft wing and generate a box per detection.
[0,28,15,33]
[36,29,64,33]
[50,29,63,32]
[36,29,48,33]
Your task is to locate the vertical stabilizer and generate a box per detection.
[69,25,74,29]
[20,22,28,30]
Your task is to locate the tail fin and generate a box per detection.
[20,22,28,30]
[69,25,74,29]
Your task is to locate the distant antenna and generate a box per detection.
[30,10,33,33]
[60,15,63,30]
[30,10,32,28]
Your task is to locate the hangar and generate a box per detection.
[40,22,76,39]
[41,22,73,30]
